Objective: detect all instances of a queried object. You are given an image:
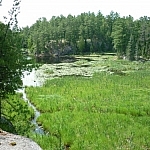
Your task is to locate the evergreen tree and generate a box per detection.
[19,9,150,58]
[111,18,125,58]
[0,0,35,119]
[126,34,135,60]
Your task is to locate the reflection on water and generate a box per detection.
[35,56,76,64]
[19,55,76,134]
[22,69,43,87]
[19,69,45,135]
[36,56,60,64]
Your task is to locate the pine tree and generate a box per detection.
[111,19,124,58]
[126,34,135,60]
[0,0,35,120]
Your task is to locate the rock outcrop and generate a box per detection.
[0,129,42,150]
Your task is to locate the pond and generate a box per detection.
[22,69,43,87]
[35,55,76,64]
[19,69,46,135]
[20,55,110,134]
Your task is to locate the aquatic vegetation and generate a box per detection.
[26,56,150,149]
[44,69,54,75]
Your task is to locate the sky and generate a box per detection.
[0,0,149,28]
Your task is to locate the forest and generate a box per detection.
[1,1,150,148]
[21,11,150,60]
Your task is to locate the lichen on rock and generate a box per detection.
[0,129,42,150]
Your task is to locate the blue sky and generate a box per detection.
[0,0,149,27]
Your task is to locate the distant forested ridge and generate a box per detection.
[20,11,150,60]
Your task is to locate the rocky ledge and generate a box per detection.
[0,129,42,150]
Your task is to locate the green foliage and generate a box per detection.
[77,37,85,54]
[26,58,150,149]
[138,17,150,59]
[0,0,36,98]
[20,11,150,59]
[126,34,135,60]
[0,0,36,132]
[21,12,115,54]
[21,11,150,60]
[0,93,34,135]
[111,18,126,58]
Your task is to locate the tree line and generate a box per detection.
[21,11,150,60]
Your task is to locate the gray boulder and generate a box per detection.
[0,129,42,150]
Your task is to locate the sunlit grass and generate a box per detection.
[1,93,34,135]
[26,60,150,149]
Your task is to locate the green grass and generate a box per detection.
[26,59,150,150]
[0,93,34,135]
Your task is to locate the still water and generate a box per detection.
[18,69,45,134]
[22,69,43,87]
[19,55,76,134]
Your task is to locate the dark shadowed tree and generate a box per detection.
[0,0,35,120]
[126,34,135,60]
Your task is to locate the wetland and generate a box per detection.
[25,54,150,150]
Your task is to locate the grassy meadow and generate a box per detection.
[25,55,150,150]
